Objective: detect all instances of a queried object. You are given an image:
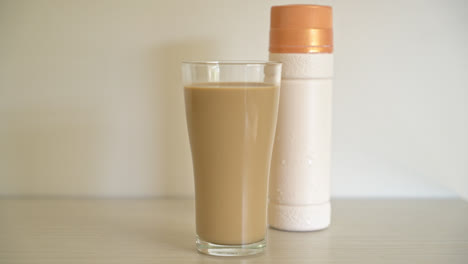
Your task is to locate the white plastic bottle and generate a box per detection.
[268,5,333,231]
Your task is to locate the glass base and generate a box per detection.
[196,236,266,256]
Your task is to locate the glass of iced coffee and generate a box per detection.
[182,61,281,256]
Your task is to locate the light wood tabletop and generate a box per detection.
[1,198,467,263]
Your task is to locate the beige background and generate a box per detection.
[0,0,467,199]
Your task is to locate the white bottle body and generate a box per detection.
[268,53,333,231]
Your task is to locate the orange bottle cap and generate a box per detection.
[270,5,333,53]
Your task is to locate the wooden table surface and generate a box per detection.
[1,199,467,263]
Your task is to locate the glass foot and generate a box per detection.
[196,236,266,256]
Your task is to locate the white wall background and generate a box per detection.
[1,0,467,199]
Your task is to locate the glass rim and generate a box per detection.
[182,60,281,66]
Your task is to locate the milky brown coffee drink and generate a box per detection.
[184,82,279,245]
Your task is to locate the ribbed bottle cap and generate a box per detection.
[270,5,333,53]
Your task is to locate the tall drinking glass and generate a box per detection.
[182,61,281,256]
